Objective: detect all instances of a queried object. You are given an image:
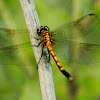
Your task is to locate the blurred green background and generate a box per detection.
[0,0,100,100]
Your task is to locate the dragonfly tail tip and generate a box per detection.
[69,76,73,81]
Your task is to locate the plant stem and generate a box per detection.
[19,0,56,100]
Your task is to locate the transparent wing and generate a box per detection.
[51,13,98,37]
[0,28,35,66]
[0,28,30,47]
[51,13,100,67]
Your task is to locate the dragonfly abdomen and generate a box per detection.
[46,42,73,80]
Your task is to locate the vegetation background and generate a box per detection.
[0,0,100,100]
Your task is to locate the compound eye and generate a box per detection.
[44,26,49,31]
[37,26,43,35]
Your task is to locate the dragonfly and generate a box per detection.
[0,13,99,80]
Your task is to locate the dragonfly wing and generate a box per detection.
[51,13,99,67]
[51,13,99,37]
[79,43,100,66]
[0,42,36,66]
[73,13,99,35]
[0,28,30,47]
[0,28,35,66]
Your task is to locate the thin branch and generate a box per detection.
[19,0,56,100]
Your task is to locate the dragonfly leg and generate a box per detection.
[43,49,51,63]
[34,37,41,41]
[33,41,42,47]
[48,50,51,62]
[47,50,51,65]
[36,45,44,68]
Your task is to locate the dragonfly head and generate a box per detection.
[37,26,50,36]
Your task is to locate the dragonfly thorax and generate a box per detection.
[37,26,54,46]
[41,32,54,46]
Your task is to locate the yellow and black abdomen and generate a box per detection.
[46,42,73,80]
